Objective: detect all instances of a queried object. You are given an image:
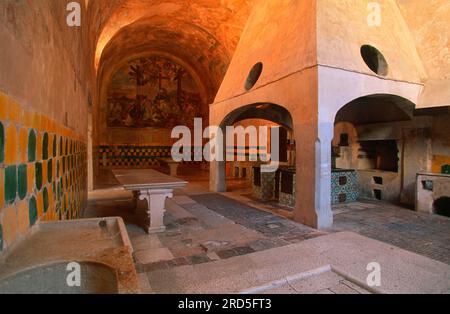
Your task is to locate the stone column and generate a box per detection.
[293,122,333,230]
[210,160,226,192]
[315,122,334,228]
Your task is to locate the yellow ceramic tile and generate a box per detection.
[2,206,18,247]
[23,110,33,128]
[18,127,28,163]
[0,168,4,209]
[27,163,35,194]
[17,200,29,235]
[32,113,41,130]
[8,99,22,123]
[0,93,7,120]
[5,124,18,164]
[48,120,55,134]
[37,192,43,218]
[40,116,48,131]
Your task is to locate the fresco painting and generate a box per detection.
[107,57,205,128]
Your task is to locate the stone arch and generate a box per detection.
[330,94,418,203]
[333,94,416,125]
[210,103,294,193]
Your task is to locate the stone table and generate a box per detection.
[157,157,183,176]
[113,169,188,234]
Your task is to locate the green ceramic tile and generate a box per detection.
[42,133,49,160]
[63,196,67,215]
[56,159,60,178]
[28,130,36,162]
[43,187,49,213]
[65,139,68,156]
[5,165,17,204]
[29,196,37,226]
[47,159,53,184]
[59,136,63,156]
[35,162,42,191]
[0,122,4,164]
[57,180,62,201]
[52,135,56,157]
[18,164,27,200]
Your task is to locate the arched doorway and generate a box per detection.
[211,103,294,200]
[332,94,417,206]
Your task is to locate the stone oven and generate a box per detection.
[416,173,450,216]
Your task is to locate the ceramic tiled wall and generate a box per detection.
[98,145,205,168]
[0,91,87,252]
[331,170,358,204]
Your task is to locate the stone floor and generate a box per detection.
[86,186,325,276]
[86,168,450,293]
[331,201,450,265]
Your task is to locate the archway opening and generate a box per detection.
[332,94,416,206]
[217,103,295,210]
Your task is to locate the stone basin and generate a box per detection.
[0,217,140,294]
[0,262,118,294]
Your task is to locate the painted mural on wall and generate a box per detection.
[107,57,205,128]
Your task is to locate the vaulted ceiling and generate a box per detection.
[89,0,449,104]
[91,0,255,101]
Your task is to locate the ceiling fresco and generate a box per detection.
[107,56,207,128]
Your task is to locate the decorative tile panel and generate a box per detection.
[0,91,87,253]
[98,145,206,168]
[331,170,358,204]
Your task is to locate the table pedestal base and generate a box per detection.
[168,164,179,177]
[137,189,173,234]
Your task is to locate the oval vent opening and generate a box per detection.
[360,45,388,76]
[245,62,263,91]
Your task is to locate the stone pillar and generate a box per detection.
[293,122,333,230]
[315,122,334,228]
[209,125,227,192]
[210,160,226,192]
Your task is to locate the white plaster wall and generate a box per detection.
[317,0,427,83]
[318,66,422,124]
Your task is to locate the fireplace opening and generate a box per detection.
[358,140,399,172]
[433,197,450,217]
